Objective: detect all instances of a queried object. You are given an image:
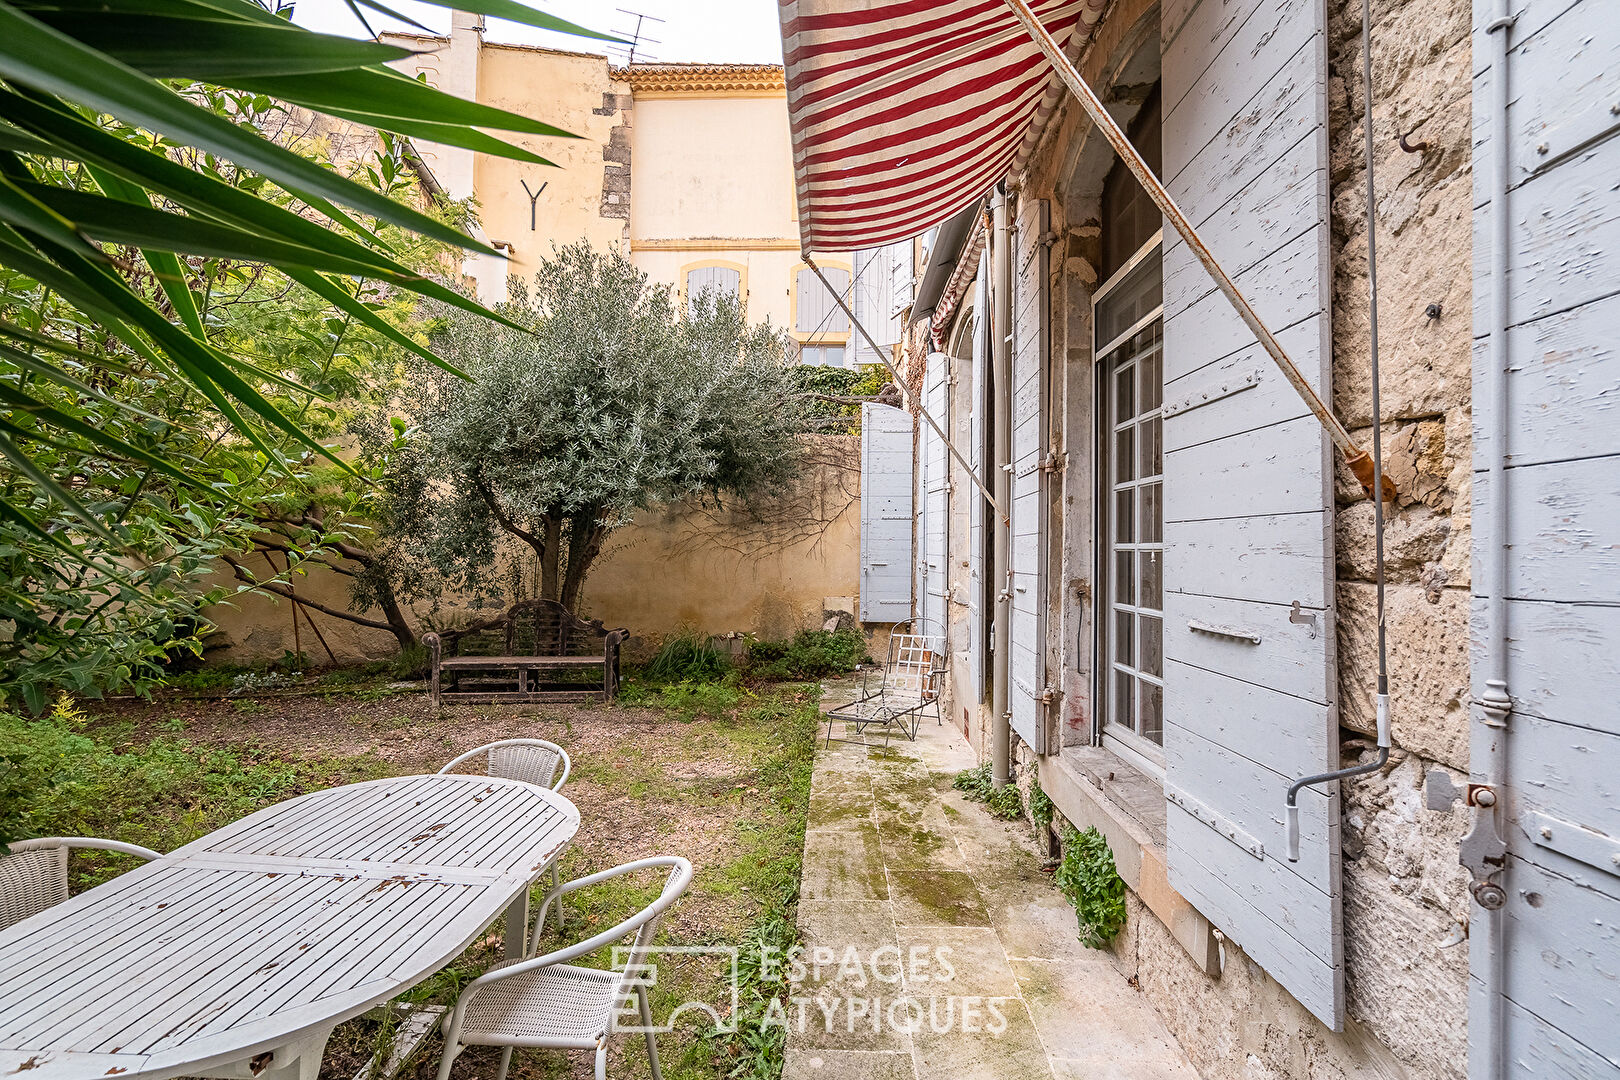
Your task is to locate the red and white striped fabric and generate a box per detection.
[779,0,1086,253]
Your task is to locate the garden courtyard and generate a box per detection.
[5,657,1199,1080]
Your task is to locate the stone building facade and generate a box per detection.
[861,0,1480,1074]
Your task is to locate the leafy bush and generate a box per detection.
[1054,826,1128,948]
[745,628,870,681]
[952,762,1024,820]
[647,628,733,682]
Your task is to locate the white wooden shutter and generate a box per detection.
[919,352,951,635]
[860,402,914,623]
[1008,197,1049,754]
[798,266,849,335]
[1470,0,1620,1066]
[686,266,740,314]
[890,245,914,318]
[963,268,989,715]
[1160,0,1341,1028]
[852,246,901,366]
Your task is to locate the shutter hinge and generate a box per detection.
[1039,451,1063,474]
[1038,685,1059,705]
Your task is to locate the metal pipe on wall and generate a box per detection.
[1471,0,1518,1075]
[991,187,1014,789]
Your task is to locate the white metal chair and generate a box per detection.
[0,837,161,932]
[436,856,694,1080]
[826,621,946,747]
[438,738,572,793]
[439,738,573,922]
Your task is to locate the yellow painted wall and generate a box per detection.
[203,445,861,662]
[474,44,629,274]
[629,95,797,243]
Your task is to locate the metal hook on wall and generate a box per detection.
[1399,126,1430,153]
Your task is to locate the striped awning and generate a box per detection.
[779,0,1090,253]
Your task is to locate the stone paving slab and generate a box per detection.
[789,678,1202,1080]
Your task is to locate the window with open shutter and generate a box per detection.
[1159,0,1341,1028]
[860,402,914,623]
[919,352,951,635]
[1009,197,1049,755]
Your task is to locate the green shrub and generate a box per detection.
[745,628,870,680]
[1054,826,1128,948]
[647,628,732,682]
[952,762,1023,820]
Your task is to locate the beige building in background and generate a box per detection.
[204,20,868,664]
[382,17,856,363]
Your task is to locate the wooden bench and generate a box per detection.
[423,600,628,707]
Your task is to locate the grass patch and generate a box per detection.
[647,628,733,682]
[0,709,389,877]
[952,762,1023,820]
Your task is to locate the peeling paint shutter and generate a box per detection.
[919,352,951,635]
[1471,0,1620,1069]
[860,402,914,623]
[963,268,989,716]
[1009,197,1048,754]
[1160,0,1342,1028]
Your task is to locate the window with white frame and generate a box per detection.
[799,343,847,367]
[685,265,741,315]
[1096,237,1164,765]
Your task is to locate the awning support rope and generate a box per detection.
[805,256,1008,522]
[1002,0,1395,499]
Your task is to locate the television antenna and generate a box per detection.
[608,7,664,65]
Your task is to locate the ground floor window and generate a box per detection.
[800,343,847,366]
[1096,238,1164,765]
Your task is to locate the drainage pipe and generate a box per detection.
[1474,0,1518,1074]
[990,186,1014,789]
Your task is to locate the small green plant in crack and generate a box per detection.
[952,762,1023,820]
[1054,825,1127,948]
[1029,770,1055,835]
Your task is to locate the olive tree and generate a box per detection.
[414,242,806,611]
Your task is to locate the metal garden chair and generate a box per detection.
[825,620,946,747]
[0,837,161,932]
[439,738,573,919]
[436,856,694,1080]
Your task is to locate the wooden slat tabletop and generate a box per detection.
[0,774,578,1080]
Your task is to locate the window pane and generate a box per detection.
[1141,416,1162,479]
[1114,669,1135,731]
[1140,483,1162,543]
[1140,616,1162,678]
[1114,610,1134,666]
[1141,682,1163,744]
[1114,426,1135,482]
[1115,489,1134,542]
[1140,346,1162,412]
[1114,363,1135,421]
[1141,550,1162,610]
[1114,551,1134,605]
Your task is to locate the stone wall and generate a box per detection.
[1326,0,1474,1070]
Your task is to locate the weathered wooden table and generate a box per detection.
[0,773,579,1080]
